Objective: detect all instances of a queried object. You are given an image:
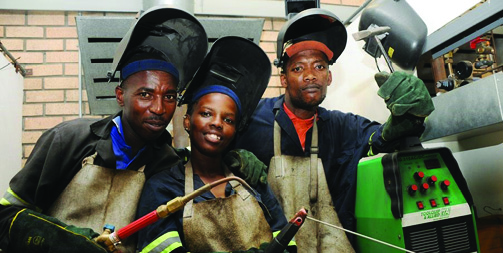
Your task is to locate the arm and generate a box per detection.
[137,169,188,253]
[0,119,106,252]
[368,71,434,154]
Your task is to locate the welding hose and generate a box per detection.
[104,176,253,247]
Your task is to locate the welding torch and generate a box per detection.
[265,208,308,253]
[96,176,253,251]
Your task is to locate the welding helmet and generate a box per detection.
[358,0,427,71]
[275,8,347,69]
[178,36,271,131]
[108,5,208,90]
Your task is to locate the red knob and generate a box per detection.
[428,175,438,185]
[420,182,429,193]
[414,171,425,180]
[441,180,451,190]
[408,184,418,195]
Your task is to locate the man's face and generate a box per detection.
[281,49,332,110]
[115,70,178,145]
[184,93,237,157]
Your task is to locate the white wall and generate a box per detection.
[0,55,24,193]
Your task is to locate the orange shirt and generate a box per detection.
[283,103,318,151]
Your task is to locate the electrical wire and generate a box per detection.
[306,216,415,253]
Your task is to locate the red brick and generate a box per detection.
[1,39,24,50]
[6,26,43,38]
[11,52,43,64]
[272,19,285,31]
[46,27,77,38]
[263,19,273,30]
[46,103,80,115]
[22,131,43,144]
[29,64,63,76]
[25,90,64,103]
[66,89,88,102]
[266,52,276,63]
[263,87,282,98]
[27,39,64,51]
[27,11,65,26]
[65,39,79,50]
[269,75,282,87]
[64,63,79,75]
[23,104,43,116]
[24,116,63,130]
[261,31,278,42]
[0,11,25,25]
[23,144,35,158]
[24,78,43,90]
[45,77,79,89]
[321,0,342,3]
[340,0,364,6]
[46,52,79,63]
[260,42,275,53]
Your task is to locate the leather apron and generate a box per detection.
[182,161,272,252]
[268,117,354,252]
[46,152,146,253]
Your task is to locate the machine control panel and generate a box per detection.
[398,153,466,214]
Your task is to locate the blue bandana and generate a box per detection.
[121,59,179,82]
[111,116,146,170]
[192,85,242,115]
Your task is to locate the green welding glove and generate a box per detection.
[8,208,107,253]
[224,149,268,187]
[375,71,435,141]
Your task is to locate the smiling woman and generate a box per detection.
[136,36,296,253]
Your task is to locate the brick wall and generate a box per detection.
[0,0,363,166]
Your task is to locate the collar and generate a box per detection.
[90,111,173,149]
[272,95,328,121]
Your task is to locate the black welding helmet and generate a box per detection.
[178,36,271,131]
[108,5,208,90]
[358,0,427,71]
[275,8,347,69]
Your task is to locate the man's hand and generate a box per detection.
[375,71,434,141]
[224,149,268,187]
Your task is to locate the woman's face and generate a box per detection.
[184,93,238,156]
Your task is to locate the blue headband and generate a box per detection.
[192,85,242,115]
[121,59,179,82]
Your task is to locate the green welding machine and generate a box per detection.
[355,140,480,252]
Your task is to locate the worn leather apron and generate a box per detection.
[182,161,272,252]
[46,152,146,253]
[268,117,354,252]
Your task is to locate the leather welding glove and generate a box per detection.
[224,149,268,187]
[7,208,108,253]
[375,71,435,141]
